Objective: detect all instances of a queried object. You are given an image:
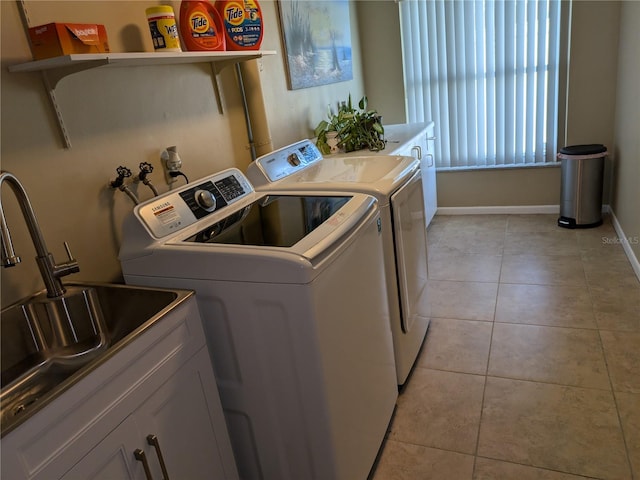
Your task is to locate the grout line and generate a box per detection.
[474,454,609,479]
[597,327,636,479]
[492,319,600,332]
[381,437,476,459]
[482,373,612,392]
[471,224,504,476]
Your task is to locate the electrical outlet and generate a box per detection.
[161,146,182,185]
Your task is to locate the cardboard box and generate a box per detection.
[28,23,110,60]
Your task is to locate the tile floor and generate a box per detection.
[371,214,640,480]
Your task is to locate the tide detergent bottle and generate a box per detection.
[215,0,263,51]
[180,0,225,51]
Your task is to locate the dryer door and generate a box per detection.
[390,170,429,332]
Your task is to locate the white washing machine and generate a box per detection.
[247,140,430,386]
[118,168,397,480]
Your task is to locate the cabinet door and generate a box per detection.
[133,348,238,480]
[60,416,142,480]
[403,139,437,227]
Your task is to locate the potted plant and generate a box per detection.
[314,95,386,154]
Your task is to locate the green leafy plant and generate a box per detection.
[314,95,385,154]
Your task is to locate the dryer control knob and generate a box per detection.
[287,153,301,167]
[194,189,216,211]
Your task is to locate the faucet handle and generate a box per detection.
[54,241,80,277]
[63,241,75,262]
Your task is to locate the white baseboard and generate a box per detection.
[436,204,611,216]
[610,210,640,283]
[436,205,560,215]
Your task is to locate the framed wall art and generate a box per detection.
[277,0,353,90]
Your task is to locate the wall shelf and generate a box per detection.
[9,51,276,87]
[8,50,276,147]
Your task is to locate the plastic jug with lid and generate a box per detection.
[215,0,263,51]
[180,0,226,51]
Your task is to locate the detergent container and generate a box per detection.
[146,6,182,51]
[215,0,263,51]
[180,0,226,51]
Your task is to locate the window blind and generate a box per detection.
[399,0,567,169]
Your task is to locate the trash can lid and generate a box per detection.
[559,144,607,155]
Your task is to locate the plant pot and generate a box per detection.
[325,131,341,154]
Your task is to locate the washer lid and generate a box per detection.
[247,140,419,200]
[120,190,380,284]
[183,194,353,247]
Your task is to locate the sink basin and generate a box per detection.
[1,282,192,435]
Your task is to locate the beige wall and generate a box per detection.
[565,1,620,206]
[356,0,405,125]
[611,1,640,260]
[0,0,364,306]
[436,167,561,208]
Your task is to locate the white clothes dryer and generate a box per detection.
[246,140,431,386]
[119,168,397,480]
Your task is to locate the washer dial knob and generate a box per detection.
[287,153,301,167]
[194,189,216,211]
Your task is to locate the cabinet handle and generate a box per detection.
[134,449,154,480]
[426,153,434,167]
[411,145,422,160]
[427,136,437,141]
[147,434,171,480]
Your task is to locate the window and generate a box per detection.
[399,0,569,169]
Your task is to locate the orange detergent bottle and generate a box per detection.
[214,0,263,51]
[179,0,225,51]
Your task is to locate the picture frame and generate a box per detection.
[277,0,354,90]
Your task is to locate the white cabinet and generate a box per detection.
[1,295,238,480]
[384,122,438,226]
[60,349,230,480]
[59,416,141,480]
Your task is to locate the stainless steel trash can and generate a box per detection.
[558,144,607,229]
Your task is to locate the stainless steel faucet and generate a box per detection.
[0,171,79,298]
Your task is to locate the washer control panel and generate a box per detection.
[135,168,253,238]
[250,139,323,182]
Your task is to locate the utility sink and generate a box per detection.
[0,282,192,435]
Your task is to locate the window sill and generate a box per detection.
[436,162,561,173]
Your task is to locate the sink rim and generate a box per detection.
[1,281,194,437]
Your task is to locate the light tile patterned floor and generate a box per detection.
[371,214,640,480]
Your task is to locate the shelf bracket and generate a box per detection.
[209,63,224,115]
[44,60,111,90]
[41,71,72,148]
[38,60,110,149]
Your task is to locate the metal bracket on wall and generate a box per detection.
[209,63,224,115]
[41,71,72,148]
[39,59,110,147]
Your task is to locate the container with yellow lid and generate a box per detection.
[146,5,182,52]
